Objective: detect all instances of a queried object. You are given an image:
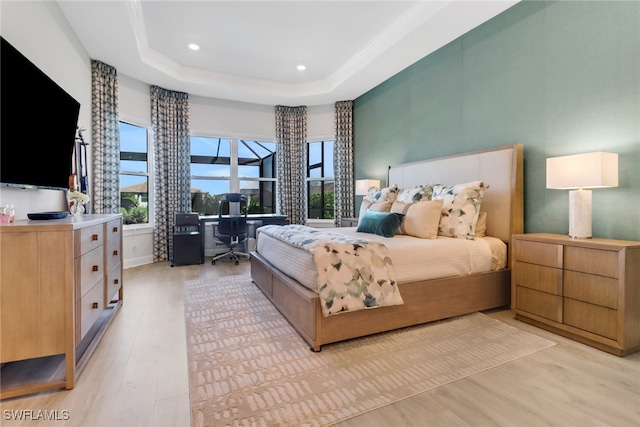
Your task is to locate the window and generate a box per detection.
[307,140,334,220]
[190,137,277,216]
[119,121,151,225]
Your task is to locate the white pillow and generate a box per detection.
[391,199,443,239]
[358,199,392,224]
[475,211,487,237]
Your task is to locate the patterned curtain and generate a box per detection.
[275,105,307,225]
[91,60,120,214]
[333,100,355,226]
[150,85,192,263]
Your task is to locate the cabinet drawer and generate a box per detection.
[514,261,562,295]
[564,298,617,340]
[564,271,618,309]
[105,264,122,306]
[106,235,121,273]
[79,281,104,341]
[564,246,618,278]
[515,286,562,322]
[76,246,104,299]
[106,218,122,242]
[513,240,562,268]
[76,224,104,257]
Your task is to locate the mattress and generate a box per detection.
[256,226,507,292]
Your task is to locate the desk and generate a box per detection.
[198,214,288,263]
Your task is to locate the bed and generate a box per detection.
[251,144,524,351]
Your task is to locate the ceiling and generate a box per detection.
[57,1,518,106]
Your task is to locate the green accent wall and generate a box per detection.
[354,1,640,241]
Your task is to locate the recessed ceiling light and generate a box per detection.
[188,43,200,51]
[297,64,306,71]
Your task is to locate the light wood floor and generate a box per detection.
[1,260,639,426]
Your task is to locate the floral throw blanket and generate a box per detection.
[257,224,404,316]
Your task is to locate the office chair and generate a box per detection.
[211,193,250,265]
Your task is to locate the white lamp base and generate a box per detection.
[569,189,592,238]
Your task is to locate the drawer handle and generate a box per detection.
[114,279,119,284]
[113,250,118,256]
[92,265,99,272]
[92,302,99,309]
[91,234,99,241]
[112,226,118,232]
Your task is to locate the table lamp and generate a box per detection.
[546,152,618,238]
[355,179,381,196]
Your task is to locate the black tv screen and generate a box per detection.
[1,36,80,190]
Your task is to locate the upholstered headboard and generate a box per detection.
[387,144,523,244]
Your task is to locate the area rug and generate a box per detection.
[184,274,555,427]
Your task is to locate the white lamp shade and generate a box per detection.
[546,152,618,189]
[546,151,619,239]
[355,179,380,196]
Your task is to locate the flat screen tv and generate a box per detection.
[1,36,80,190]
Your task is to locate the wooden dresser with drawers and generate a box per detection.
[512,233,640,356]
[0,214,123,398]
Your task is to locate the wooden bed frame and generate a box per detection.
[251,144,524,351]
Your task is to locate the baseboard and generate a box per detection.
[124,255,153,269]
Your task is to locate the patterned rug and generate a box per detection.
[184,274,555,427]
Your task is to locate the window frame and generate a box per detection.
[237,139,278,215]
[306,139,335,221]
[119,120,153,227]
[189,136,277,216]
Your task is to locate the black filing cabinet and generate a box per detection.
[172,213,202,266]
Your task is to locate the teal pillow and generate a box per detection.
[356,211,404,238]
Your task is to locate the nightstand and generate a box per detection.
[340,217,359,227]
[511,233,640,356]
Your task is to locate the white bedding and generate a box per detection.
[256,226,507,292]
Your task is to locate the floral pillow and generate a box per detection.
[396,184,439,203]
[432,181,488,240]
[366,184,398,203]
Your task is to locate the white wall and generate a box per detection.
[190,95,275,140]
[1,1,336,268]
[119,75,152,128]
[190,95,334,141]
[0,1,92,219]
